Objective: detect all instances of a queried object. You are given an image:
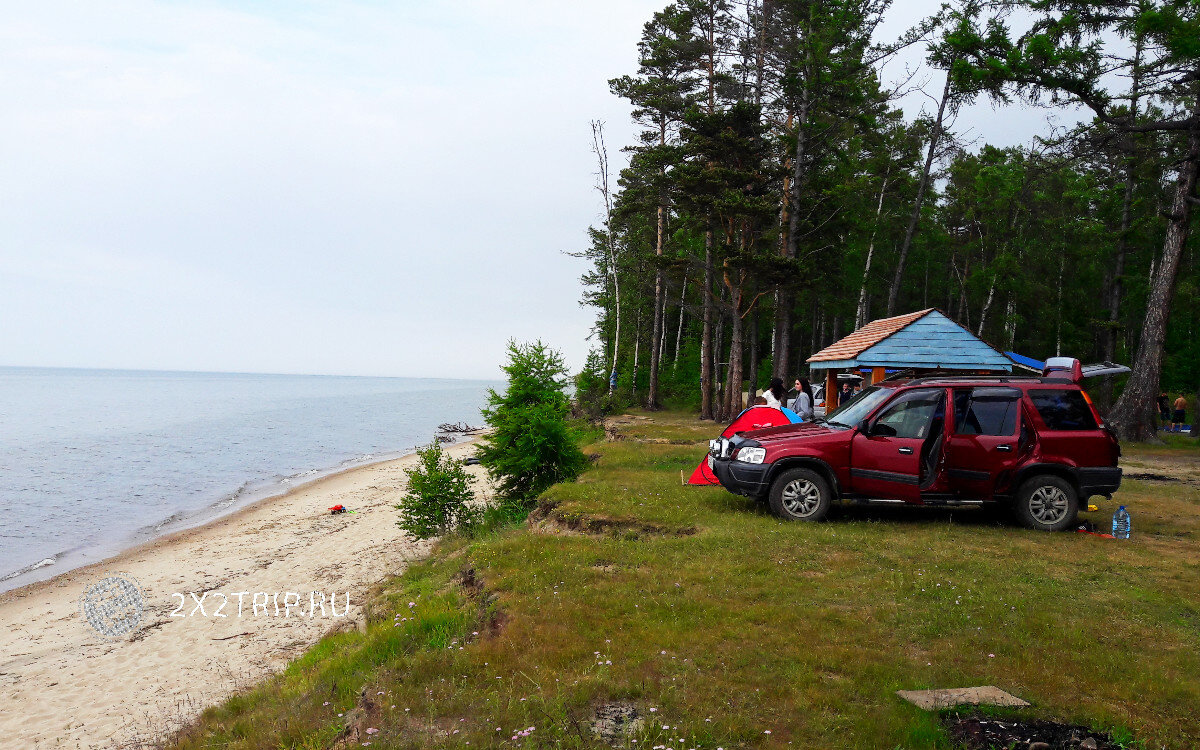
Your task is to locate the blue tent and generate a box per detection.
[1004,351,1044,372]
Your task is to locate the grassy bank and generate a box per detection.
[170,411,1200,749]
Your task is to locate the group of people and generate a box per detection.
[1158,392,1190,432]
[752,376,835,422]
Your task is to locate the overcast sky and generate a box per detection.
[0,1,1079,379]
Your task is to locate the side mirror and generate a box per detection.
[859,419,871,435]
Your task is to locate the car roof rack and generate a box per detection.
[898,374,1049,386]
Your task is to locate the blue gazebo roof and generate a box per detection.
[807,309,1013,373]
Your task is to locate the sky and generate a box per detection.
[0,1,1081,379]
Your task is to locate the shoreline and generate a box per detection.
[0,441,446,597]
[0,436,490,749]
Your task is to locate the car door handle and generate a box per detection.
[996,444,1012,452]
[898,447,914,454]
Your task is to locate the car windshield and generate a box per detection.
[822,386,891,428]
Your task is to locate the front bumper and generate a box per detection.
[1078,466,1122,498]
[711,457,772,498]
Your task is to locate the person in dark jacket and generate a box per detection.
[1158,392,1171,425]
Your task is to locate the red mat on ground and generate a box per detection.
[687,406,796,485]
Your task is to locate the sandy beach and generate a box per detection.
[0,438,489,749]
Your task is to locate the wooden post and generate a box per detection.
[872,367,885,385]
[826,370,838,411]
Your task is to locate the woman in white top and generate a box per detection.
[763,377,787,409]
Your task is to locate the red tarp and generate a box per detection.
[687,406,796,485]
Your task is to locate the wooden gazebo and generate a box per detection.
[807,309,1014,411]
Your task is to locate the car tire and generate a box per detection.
[768,468,832,522]
[1015,474,1078,532]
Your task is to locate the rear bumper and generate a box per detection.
[711,458,772,498]
[1078,466,1122,497]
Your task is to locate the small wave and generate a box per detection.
[1,556,57,582]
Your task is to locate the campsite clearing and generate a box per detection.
[171,411,1199,749]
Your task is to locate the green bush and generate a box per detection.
[572,349,623,422]
[395,441,477,540]
[478,340,589,507]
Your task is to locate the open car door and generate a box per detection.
[945,387,1024,499]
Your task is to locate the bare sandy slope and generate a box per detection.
[0,438,489,749]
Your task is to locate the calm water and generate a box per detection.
[0,367,497,592]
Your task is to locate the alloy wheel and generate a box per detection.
[1029,485,1069,524]
[781,478,822,517]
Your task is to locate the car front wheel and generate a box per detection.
[1015,475,1078,532]
[768,468,832,522]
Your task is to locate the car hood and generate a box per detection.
[739,421,841,442]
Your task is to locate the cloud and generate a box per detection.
[0,1,1077,377]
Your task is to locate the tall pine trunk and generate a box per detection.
[778,75,812,378]
[647,201,666,409]
[726,304,744,420]
[701,227,715,420]
[674,279,687,371]
[856,169,890,329]
[1108,91,1200,441]
[887,70,952,316]
[1102,36,1143,410]
[747,305,760,401]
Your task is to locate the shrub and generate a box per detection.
[478,340,589,507]
[395,442,477,540]
[573,349,620,422]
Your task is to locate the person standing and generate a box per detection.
[1173,393,1188,432]
[787,378,802,408]
[792,378,815,421]
[1158,392,1171,426]
[763,377,787,409]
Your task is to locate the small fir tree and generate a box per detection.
[478,340,588,506]
[395,441,477,540]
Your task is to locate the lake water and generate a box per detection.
[0,367,497,593]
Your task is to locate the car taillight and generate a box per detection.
[1080,389,1105,426]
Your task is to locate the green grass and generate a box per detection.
[170,411,1200,749]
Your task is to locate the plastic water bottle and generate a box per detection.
[1112,505,1131,539]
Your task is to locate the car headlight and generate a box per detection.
[709,439,720,454]
[736,446,766,464]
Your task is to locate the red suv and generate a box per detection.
[708,375,1122,531]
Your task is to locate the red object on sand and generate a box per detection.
[687,406,795,486]
[329,504,346,514]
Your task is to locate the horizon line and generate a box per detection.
[0,364,503,382]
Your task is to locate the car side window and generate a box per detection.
[1029,389,1098,431]
[871,390,943,439]
[953,388,1020,436]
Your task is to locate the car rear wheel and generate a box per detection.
[1015,475,1078,532]
[769,468,831,522]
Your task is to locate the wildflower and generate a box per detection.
[366,728,379,735]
